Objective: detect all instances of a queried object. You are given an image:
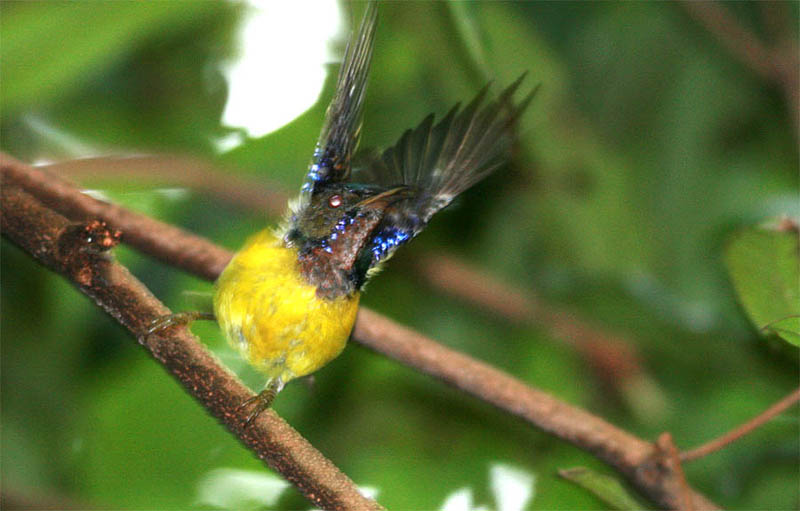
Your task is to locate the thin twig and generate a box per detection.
[1,152,719,510]
[680,387,800,463]
[48,154,649,393]
[758,1,792,46]
[679,0,774,79]
[43,155,286,216]
[678,0,800,140]
[0,185,382,511]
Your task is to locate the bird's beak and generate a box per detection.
[357,186,410,207]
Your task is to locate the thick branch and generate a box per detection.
[0,184,381,511]
[1,153,718,510]
[48,155,649,394]
[3,155,231,280]
[353,308,648,460]
[408,252,646,386]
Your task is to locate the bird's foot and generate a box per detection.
[146,311,215,336]
[238,378,285,426]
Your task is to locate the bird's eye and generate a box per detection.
[328,195,342,208]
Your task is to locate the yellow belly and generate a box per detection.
[213,230,359,382]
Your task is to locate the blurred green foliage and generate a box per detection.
[2,1,798,510]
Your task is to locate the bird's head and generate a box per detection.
[285,184,409,298]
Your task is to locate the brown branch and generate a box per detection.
[758,1,793,46]
[408,252,647,388]
[0,184,382,511]
[679,0,800,140]
[680,386,800,463]
[1,486,92,510]
[655,433,694,511]
[1,152,719,509]
[680,0,774,79]
[43,155,286,216]
[3,155,232,281]
[353,310,718,510]
[48,154,651,398]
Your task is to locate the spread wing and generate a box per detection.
[302,2,377,195]
[357,74,536,221]
[355,74,537,265]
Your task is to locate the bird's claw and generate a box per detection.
[145,311,215,336]
[238,379,283,427]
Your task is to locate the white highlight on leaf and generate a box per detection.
[213,131,246,153]
[440,488,476,511]
[219,0,342,145]
[439,464,535,511]
[196,468,290,509]
[489,463,536,511]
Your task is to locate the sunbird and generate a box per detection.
[152,3,534,423]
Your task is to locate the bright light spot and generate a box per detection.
[213,131,246,153]
[489,464,536,511]
[220,0,343,146]
[440,488,475,511]
[82,189,113,203]
[154,187,190,201]
[358,485,380,500]
[196,468,290,509]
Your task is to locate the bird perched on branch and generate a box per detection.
[151,2,535,423]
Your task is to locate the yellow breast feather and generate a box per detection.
[214,230,359,383]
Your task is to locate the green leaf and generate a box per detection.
[0,1,223,112]
[558,467,643,510]
[762,316,800,347]
[725,225,800,347]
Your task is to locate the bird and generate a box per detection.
[150,2,535,424]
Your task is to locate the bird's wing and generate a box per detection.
[301,2,377,195]
[357,74,537,227]
[355,75,537,268]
